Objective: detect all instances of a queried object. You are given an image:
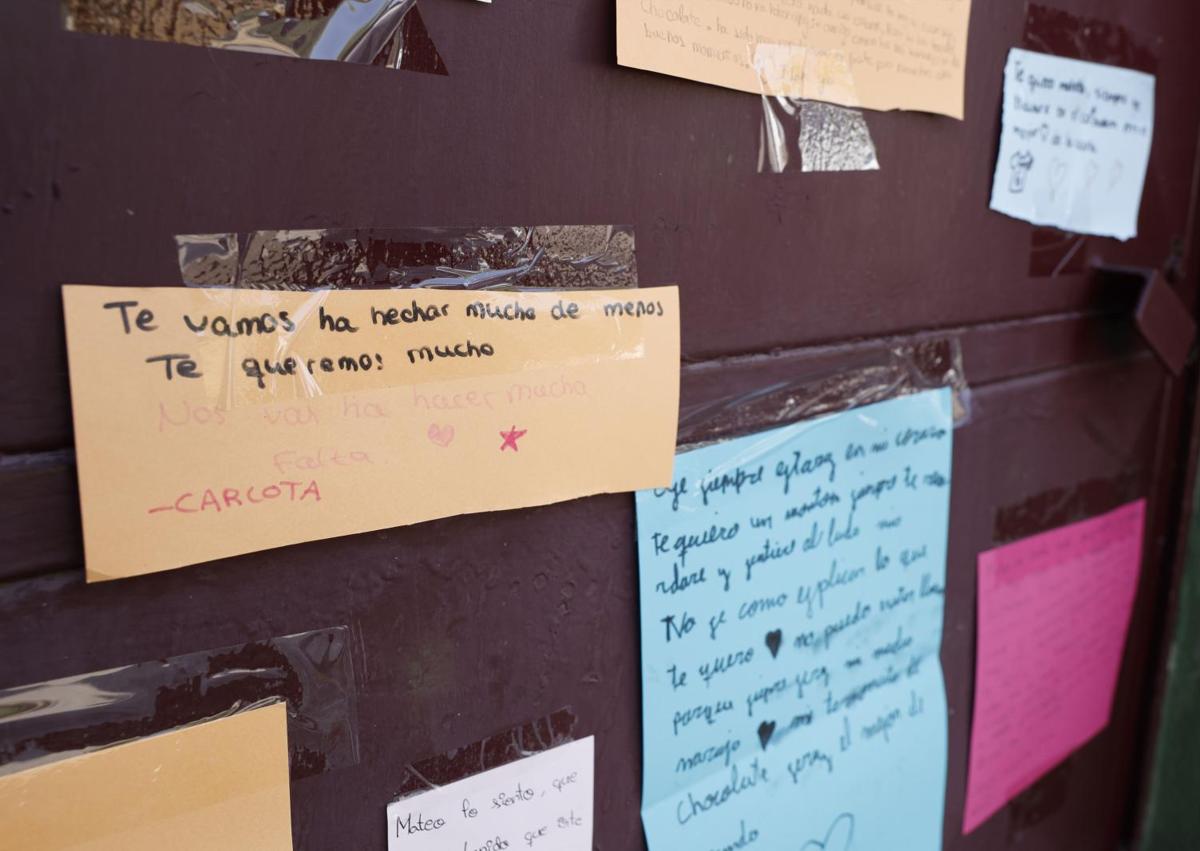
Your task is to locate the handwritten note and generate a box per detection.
[616,0,972,118]
[386,737,593,851]
[636,390,953,850]
[0,702,292,851]
[990,49,1155,240]
[962,500,1146,834]
[62,285,680,581]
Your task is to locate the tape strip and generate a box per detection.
[992,472,1144,545]
[0,625,359,780]
[390,707,578,800]
[677,338,970,449]
[62,0,448,74]
[176,226,639,290]
[797,101,881,173]
[1006,758,1073,841]
[1023,3,1159,75]
[753,43,878,174]
[752,43,860,105]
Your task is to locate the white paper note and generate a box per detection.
[386,738,594,851]
[990,48,1155,241]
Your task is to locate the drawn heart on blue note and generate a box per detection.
[801,812,855,851]
[756,720,775,750]
[765,629,782,658]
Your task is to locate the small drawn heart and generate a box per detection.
[1083,160,1099,187]
[1109,160,1124,189]
[427,423,455,447]
[765,629,783,658]
[801,812,855,851]
[757,720,776,750]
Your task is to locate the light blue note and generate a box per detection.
[636,389,953,851]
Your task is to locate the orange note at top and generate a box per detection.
[62,285,681,581]
[617,0,972,119]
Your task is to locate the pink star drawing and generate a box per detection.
[499,425,527,452]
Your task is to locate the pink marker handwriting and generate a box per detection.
[148,480,321,515]
[272,448,371,475]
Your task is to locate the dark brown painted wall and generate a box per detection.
[2,1,1199,849]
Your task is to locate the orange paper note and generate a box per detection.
[0,702,293,851]
[616,0,972,118]
[62,285,681,581]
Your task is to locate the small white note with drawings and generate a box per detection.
[990,48,1155,241]
[386,737,594,851]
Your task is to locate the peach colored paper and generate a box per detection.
[0,702,292,851]
[616,0,971,118]
[962,500,1146,834]
[62,285,681,581]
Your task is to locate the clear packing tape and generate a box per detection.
[176,226,639,291]
[0,626,358,780]
[390,707,578,800]
[677,338,970,450]
[753,43,880,174]
[62,0,448,74]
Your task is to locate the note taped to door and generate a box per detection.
[636,390,953,851]
[989,49,1155,240]
[61,285,681,581]
[616,0,972,118]
[0,702,292,851]
[386,737,594,851]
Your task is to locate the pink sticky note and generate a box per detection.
[962,499,1146,834]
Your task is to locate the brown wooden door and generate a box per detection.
[2,1,1199,848]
